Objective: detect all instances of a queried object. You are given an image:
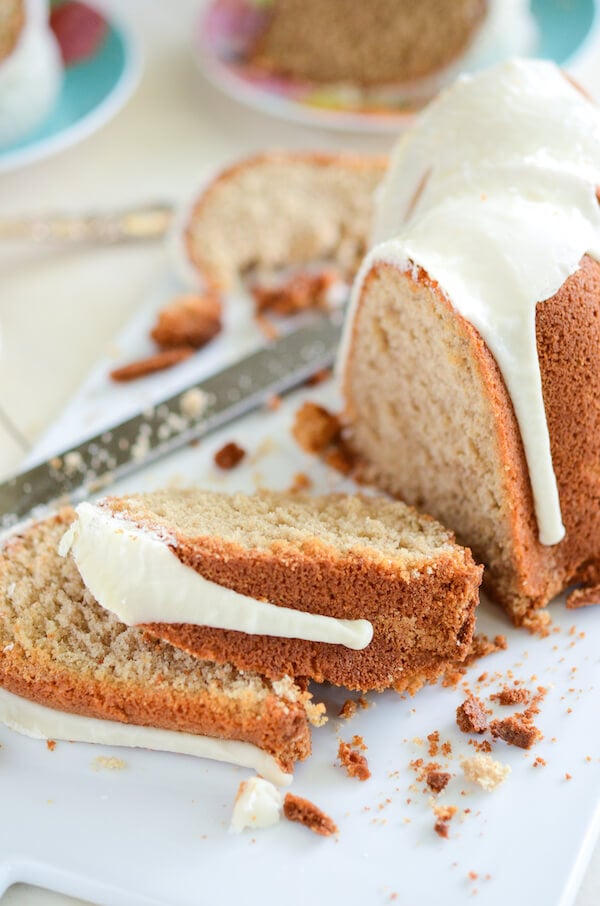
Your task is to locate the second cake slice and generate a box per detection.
[62,490,482,692]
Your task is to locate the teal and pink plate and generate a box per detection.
[195,0,600,132]
[0,1,141,174]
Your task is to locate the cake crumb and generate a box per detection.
[179,388,208,420]
[251,270,337,316]
[490,715,542,749]
[565,773,573,781]
[292,401,341,454]
[324,445,355,476]
[490,686,531,706]
[426,770,451,793]
[283,793,337,836]
[306,367,332,386]
[338,739,371,781]
[265,394,282,411]
[214,442,246,470]
[289,472,312,493]
[434,819,450,839]
[522,608,552,637]
[456,697,488,734]
[567,584,600,609]
[110,347,194,382]
[462,754,510,791]
[151,293,222,350]
[463,633,508,666]
[339,699,358,720]
[46,739,56,752]
[92,756,127,771]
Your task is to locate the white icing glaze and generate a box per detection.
[230,776,283,832]
[0,685,292,785]
[340,59,600,546]
[61,502,374,650]
[0,0,62,146]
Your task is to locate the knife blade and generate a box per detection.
[0,312,343,531]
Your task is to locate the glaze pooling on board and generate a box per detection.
[340,58,600,545]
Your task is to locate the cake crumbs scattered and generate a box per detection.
[338,739,371,781]
[489,715,542,749]
[490,686,531,706]
[251,270,338,316]
[283,793,337,837]
[214,442,246,470]
[427,731,440,756]
[110,346,194,382]
[46,739,56,752]
[565,773,573,781]
[433,805,457,839]
[567,584,600,609]
[456,697,488,734]
[92,756,127,771]
[462,754,510,791]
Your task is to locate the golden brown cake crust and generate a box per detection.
[0,511,313,773]
[344,256,600,623]
[106,497,483,694]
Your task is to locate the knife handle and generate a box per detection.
[0,202,174,243]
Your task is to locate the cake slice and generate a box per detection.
[0,510,319,782]
[62,490,482,693]
[179,152,387,291]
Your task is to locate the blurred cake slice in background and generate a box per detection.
[246,0,536,103]
[0,0,62,146]
[177,151,387,291]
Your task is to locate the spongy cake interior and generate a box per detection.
[107,488,460,566]
[0,510,315,772]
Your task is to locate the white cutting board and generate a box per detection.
[2,282,600,906]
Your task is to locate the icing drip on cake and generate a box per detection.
[60,502,374,650]
[341,59,600,545]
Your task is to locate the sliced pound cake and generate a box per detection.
[180,152,387,291]
[0,510,320,781]
[63,490,482,693]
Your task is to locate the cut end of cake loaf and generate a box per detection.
[101,489,482,693]
[249,0,486,87]
[342,258,600,623]
[0,510,318,773]
[183,152,387,291]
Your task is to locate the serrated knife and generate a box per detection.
[0,313,342,532]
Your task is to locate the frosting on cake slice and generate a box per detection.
[63,489,482,693]
[0,510,320,780]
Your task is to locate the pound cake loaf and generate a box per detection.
[180,152,387,291]
[0,0,62,146]
[62,490,482,693]
[0,510,318,781]
[340,59,600,625]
